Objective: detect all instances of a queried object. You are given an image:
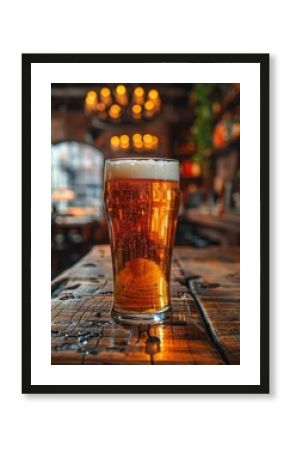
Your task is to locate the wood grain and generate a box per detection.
[174,246,240,364]
[51,245,239,365]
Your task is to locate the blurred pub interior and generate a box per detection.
[51,83,240,279]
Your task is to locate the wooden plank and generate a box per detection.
[51,246,224,365]
[175,246,240,364]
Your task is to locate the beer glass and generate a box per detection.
[104,158,180,324]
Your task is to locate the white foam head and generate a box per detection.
[104,158,179,181]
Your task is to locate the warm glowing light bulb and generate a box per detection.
[152,135,159,149]
[85,96,96,105]
[132,104,142,114]
[87,90,97,100]
[144,100,155,118]
[148,89,159,101]
[133,86,145,105]
[120,134,129,143]
[133,133,143,150]
[135,87,144,96]
[116,85,126,95]
[132,104,142,119]
[115,84,128,106]
[85,91,98,111]
[143,134,153,144]
[144,100,154,111]
[110,136,120,150]
[100,87,110,97]
[86,97,93,104]
[143,134,153,149]
[133,133,142,142]
[100,87,112,106]
[148,89,160,110]
[120,134,130,150]
[109,104,121,119]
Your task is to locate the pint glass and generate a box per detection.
[104,158,180,324]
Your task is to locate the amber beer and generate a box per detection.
[104,158,180,324]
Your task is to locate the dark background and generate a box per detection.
[51,83,240,278]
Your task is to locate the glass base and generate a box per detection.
[111,306,172,325]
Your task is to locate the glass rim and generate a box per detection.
[105,157,179,163]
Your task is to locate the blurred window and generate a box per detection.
[51,141,104,219]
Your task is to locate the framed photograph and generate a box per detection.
[22,53,269,394]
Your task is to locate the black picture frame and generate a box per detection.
[22,53,269,394]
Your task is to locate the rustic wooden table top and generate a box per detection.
[51,245,240,365]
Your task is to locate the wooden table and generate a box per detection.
[51,245,240,365]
